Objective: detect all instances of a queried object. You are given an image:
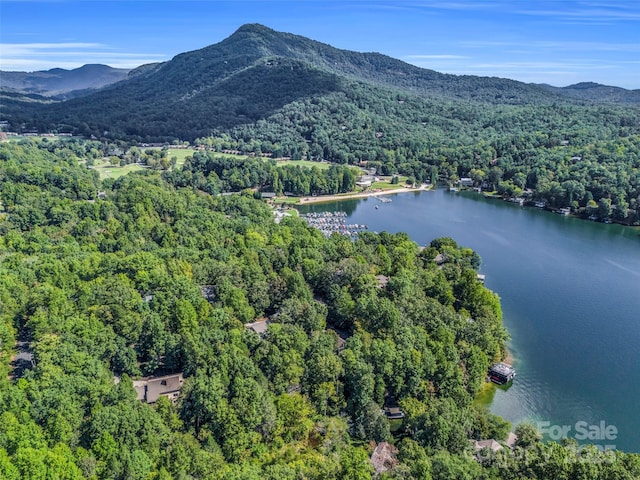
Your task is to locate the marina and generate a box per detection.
[299,211,368,237]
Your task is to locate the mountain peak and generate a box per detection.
[234,23,274,35]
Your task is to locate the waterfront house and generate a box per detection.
[356,174,377,188]
[459,177,474,187]
[472,439,503,453]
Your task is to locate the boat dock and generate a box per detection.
[487,362,516,385]
[300,211,368,237]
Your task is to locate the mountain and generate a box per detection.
[1,24,639,143]
[539,82,640,104]
[0,64,130,98]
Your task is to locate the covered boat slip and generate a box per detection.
[488,362,516,384]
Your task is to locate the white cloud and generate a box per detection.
[470,61,614,71]
[458,40,640,53]
[404,54,470,59]
[0,42,167,71]
[517,5,640,23]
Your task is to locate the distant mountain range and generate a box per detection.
[0,64,130,99]
[538,81,640,104]
[1,24,638,141]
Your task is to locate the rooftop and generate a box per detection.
[489,362,515,376]
[473,439,503,453]
[245,318,269,335]
[133,373,184,404]
[370,442,399,476]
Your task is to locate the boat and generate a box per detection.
[375,205,379,209]
[488,362,516,385]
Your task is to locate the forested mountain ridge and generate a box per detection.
[3,23,639,140]
[1,138,639,479]
[0,64,130,99]
[539,82,640,104]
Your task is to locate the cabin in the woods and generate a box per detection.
[245,318,270,335]
[383,406,405,420]
[133,373,184,404]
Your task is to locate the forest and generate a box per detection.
[166,151,360,196]
[1,139,639,479]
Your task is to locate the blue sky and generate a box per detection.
[1,1,639,88]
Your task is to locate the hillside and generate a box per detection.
[540,82,640,104]
[3,24,640,141]
[0,23,617,140]
[0,64,130,98]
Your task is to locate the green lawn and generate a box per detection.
[163,148,332,171]
[166,148,196,168]
[89,148,333,181]
[275,159,331,170]
[273,197,302,205]
[371,175,410,190]
[91,159,145,180]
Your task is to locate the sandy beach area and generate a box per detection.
[298,184,430,205]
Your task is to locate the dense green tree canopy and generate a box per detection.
[0,139,638,479]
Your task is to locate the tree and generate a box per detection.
[597,197,612,219]
[514,422,541,448]
[340,446,374,480]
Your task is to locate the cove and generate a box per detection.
[298,189,640,452]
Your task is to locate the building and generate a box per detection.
[459,177,474,187]
[473,439,503,453]
[356,175,376,188]
[488,362,516,384]
[133,373,184,404]
[434,253,447,265]
[383,406,405,419]
[370,442,399,476]
[245,318,269,335]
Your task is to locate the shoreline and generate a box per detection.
[503,348,514,366]
[297,184,430,205]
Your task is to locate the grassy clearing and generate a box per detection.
[371,176,410,190]
[275,159,331,170]
[273,197,302,205]
[91,159,144,180]
[2,135,74,143]
[166,148,196,168]
[161,148,332,171]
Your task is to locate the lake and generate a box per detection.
[298,189,640,452]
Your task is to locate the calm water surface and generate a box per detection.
[299,189,640,452]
